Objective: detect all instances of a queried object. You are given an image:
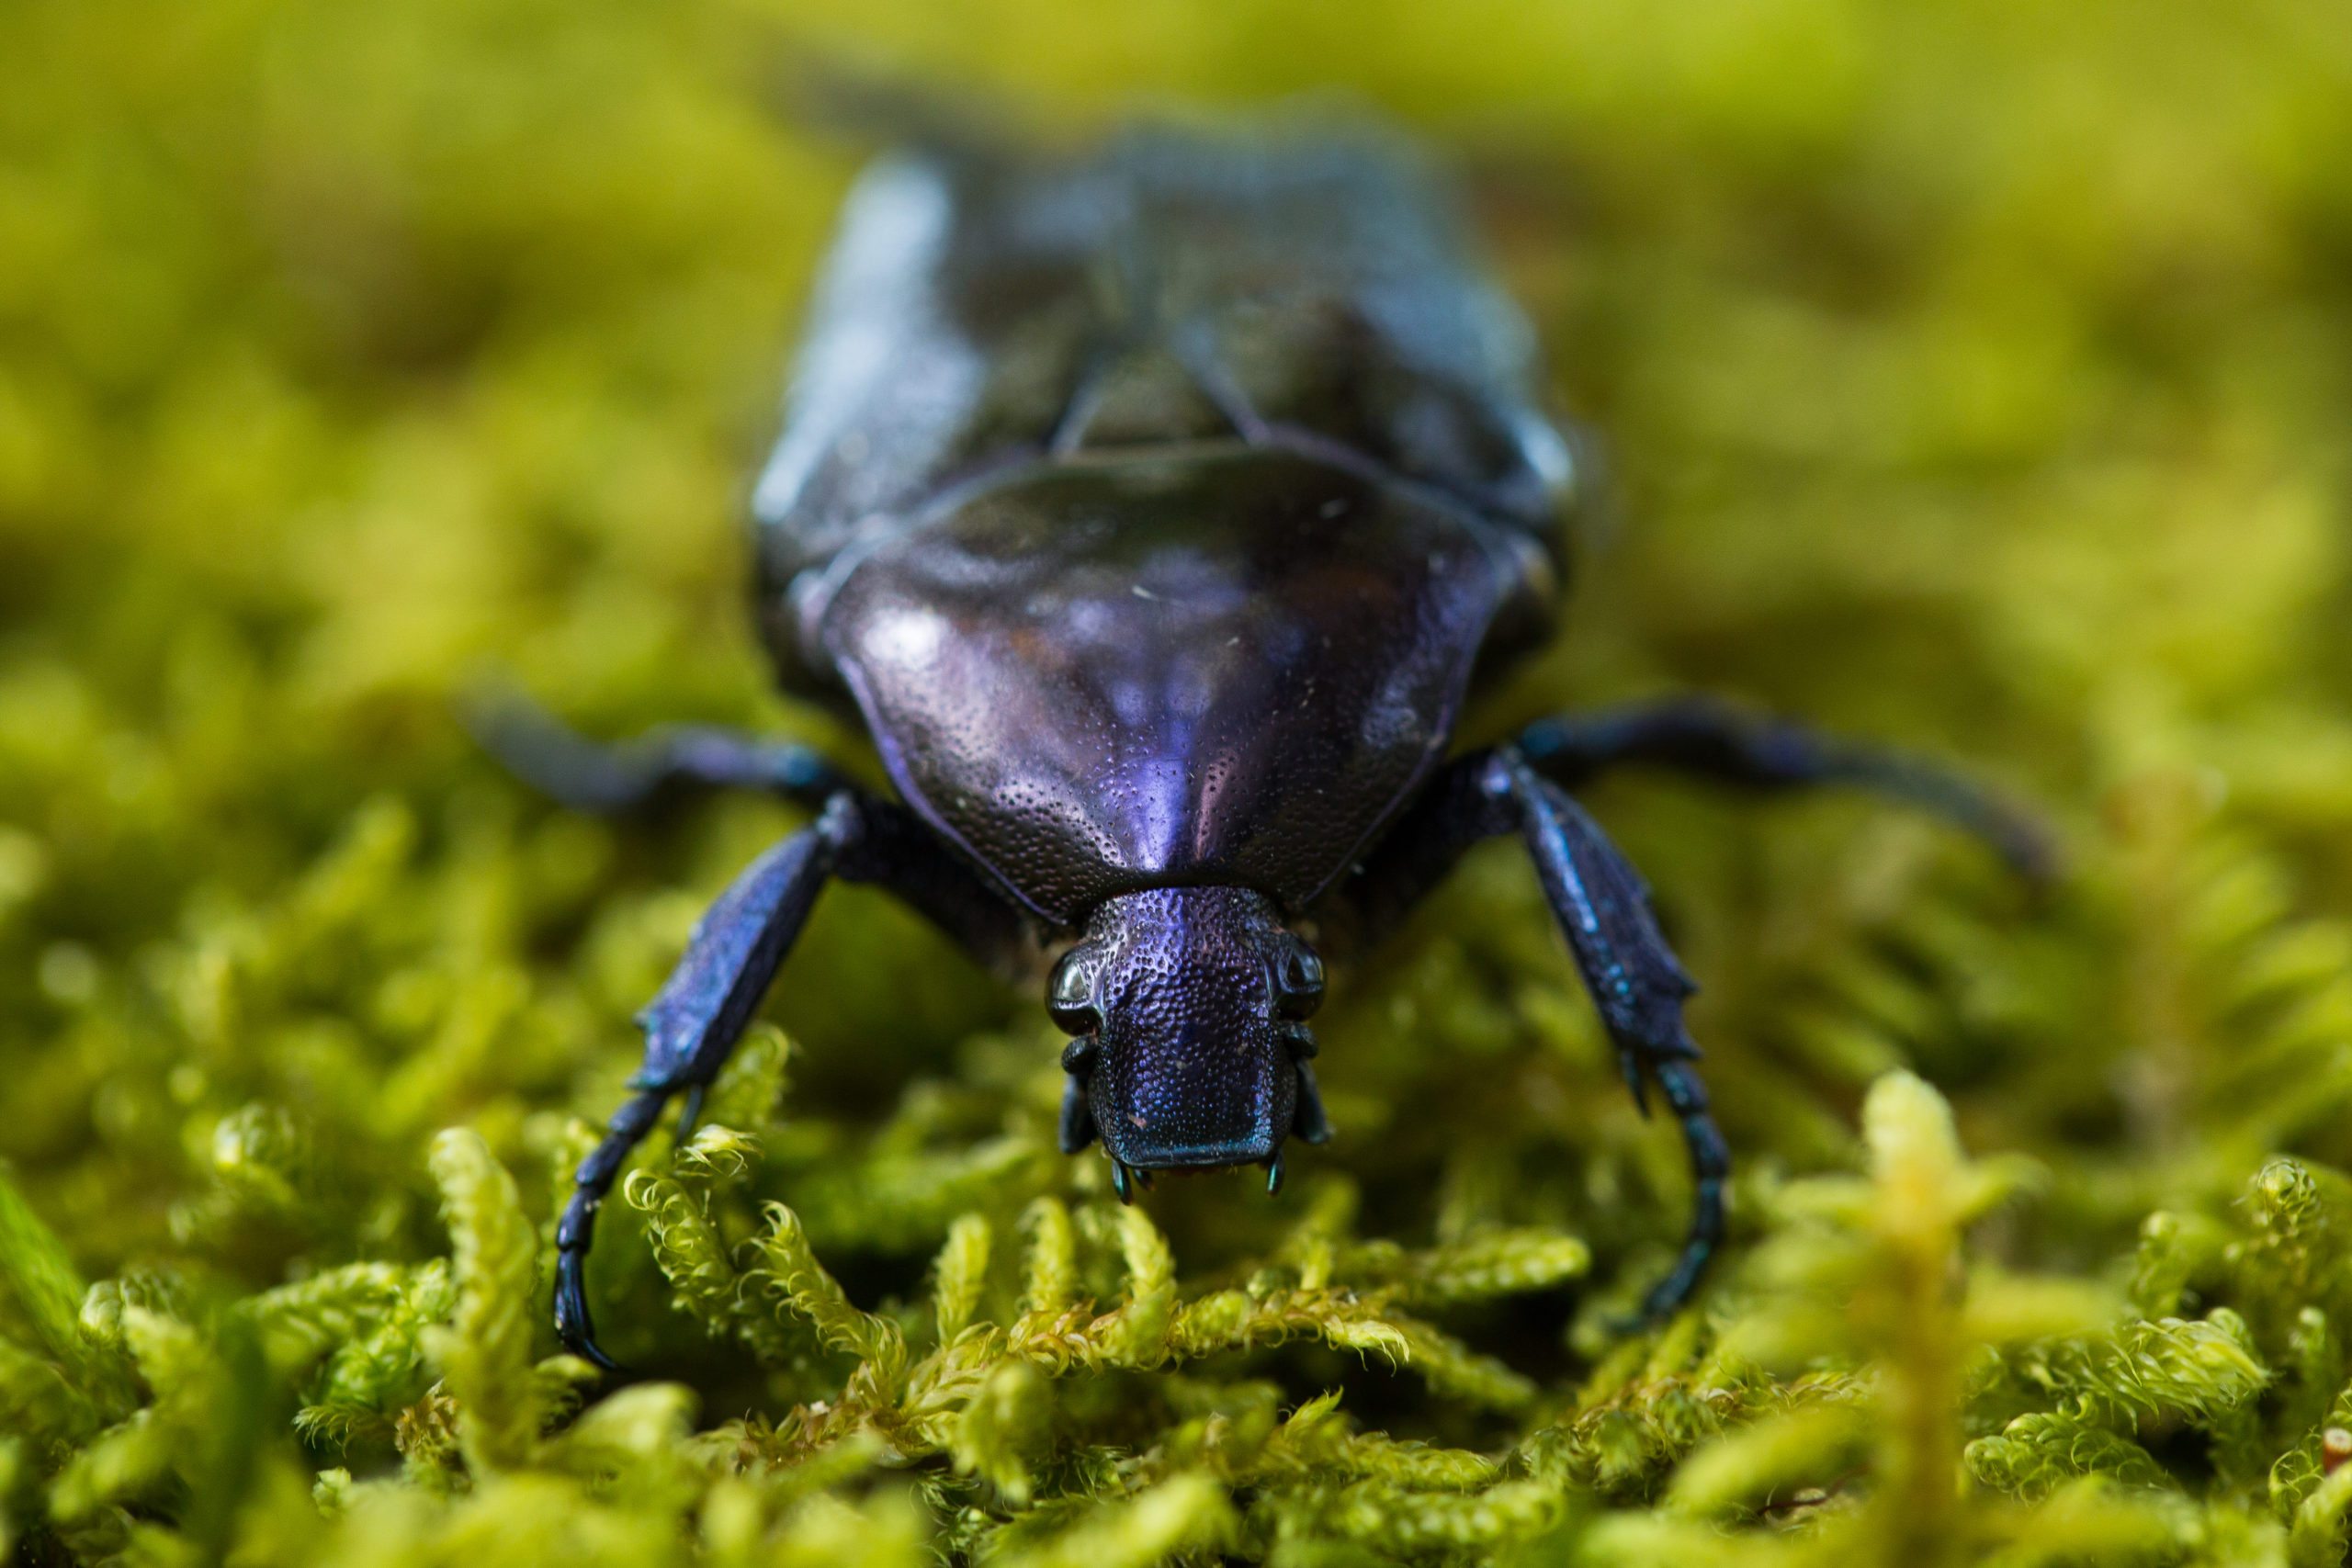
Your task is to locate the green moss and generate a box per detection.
[6,0,2352,1562]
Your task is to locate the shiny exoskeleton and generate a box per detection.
[484,119,2047,1370]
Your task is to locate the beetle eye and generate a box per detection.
[1274,945,1324,1020]
[1047,952,1100,1034]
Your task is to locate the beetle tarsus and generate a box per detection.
[554,1085,673,1369]
[1264,1151,1285,1195]
[1111,1161,1135,1204]
[553,1247,617,1371]
[1636,1057,1727,1321]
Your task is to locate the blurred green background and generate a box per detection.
[7,1,2352,1563]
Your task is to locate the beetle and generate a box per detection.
[482,118,2048,1370]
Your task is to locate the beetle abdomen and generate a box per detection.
[752,120,1576,697]
[815,446,1521,924]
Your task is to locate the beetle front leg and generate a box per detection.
[1517,698,2053,882]
[554,789,1034,1370]
[1328,748,1729,1321]
[556,795,856,1368]
[1489,748,1728,1323]
[471,687,850,813]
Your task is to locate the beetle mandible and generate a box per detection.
[483,117,2048,1369]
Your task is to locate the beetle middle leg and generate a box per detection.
[469,688,850,812]
[554,789,1031,1370]
[1516,697,2054,882]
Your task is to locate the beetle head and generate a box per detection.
[1051,886,1329,1198]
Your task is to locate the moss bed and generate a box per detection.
[8,2,2352,1563]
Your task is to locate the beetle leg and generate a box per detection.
[469,686,850,813]
[556,797,858,1369]
[1490,748,1727,1324]
[1516,698,2054,884]
[1048,339,1127,456]
[1327,748,1727,1319]
[555,790,1035,1370]
[1170,318,1274,445]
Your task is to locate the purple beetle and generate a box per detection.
[485,119,2046,1369]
